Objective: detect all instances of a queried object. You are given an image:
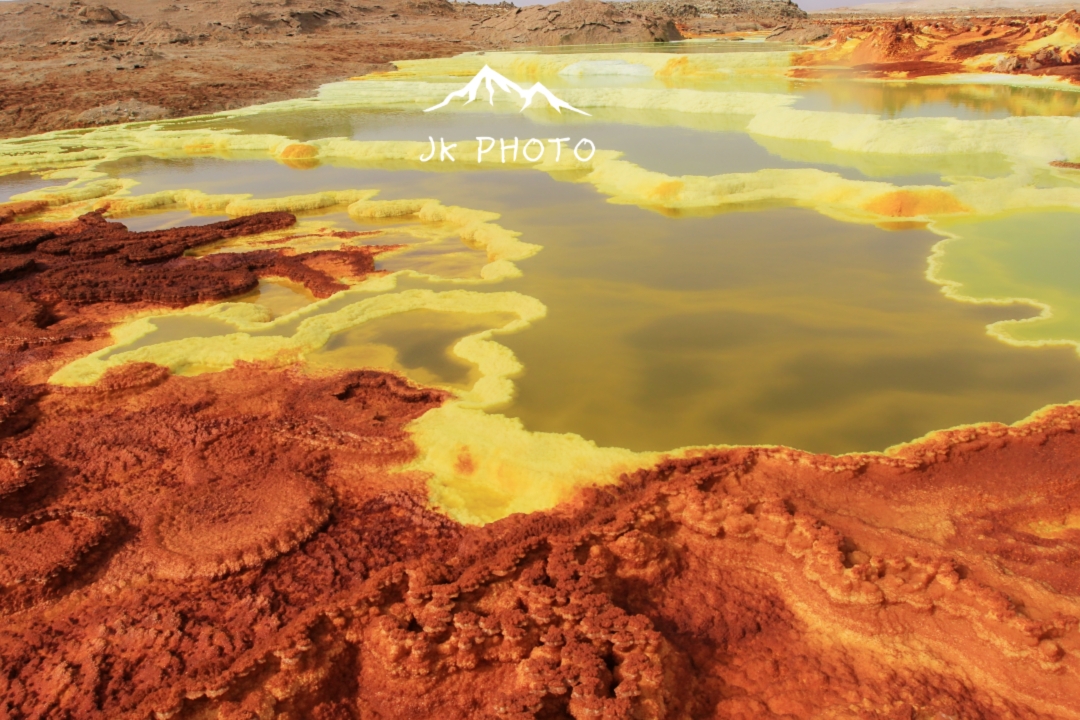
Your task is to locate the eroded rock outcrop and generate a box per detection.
[627,0,806,33]
[766,22,831,42]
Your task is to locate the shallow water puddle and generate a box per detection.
[307,309,521,389]
[237,279,319,319]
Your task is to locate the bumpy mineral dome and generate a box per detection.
[147,472,334,581]
[0,509,118,615]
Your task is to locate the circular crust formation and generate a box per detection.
[146,474,333,581]
[0,448,43,497]
[0,509,117,613]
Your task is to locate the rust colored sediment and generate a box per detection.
[0,211,392,318]
[0,210,388,306]
[2,215,1080,714]
[2,356,1080,716]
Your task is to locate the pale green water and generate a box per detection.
[7,54,1080,456]
[80,164,1080,454]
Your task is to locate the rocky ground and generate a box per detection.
[817,0,1077,18]
[624,0,806,34]
[0,0,475,138]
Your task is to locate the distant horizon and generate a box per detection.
[456,0,899,9]
[0,0,912,8]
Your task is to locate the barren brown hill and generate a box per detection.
[625,0,806,33]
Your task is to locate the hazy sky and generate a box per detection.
[0,0,895,11]
[796,0,895,10]
[463,0,890,10]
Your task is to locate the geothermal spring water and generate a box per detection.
[4,42,1080,524]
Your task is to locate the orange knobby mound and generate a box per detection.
[277,143,321,170]
[863,188,970,218]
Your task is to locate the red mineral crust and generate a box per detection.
[0,211,391,391]
[0,210,387,307]
[2,213,1080,717]
[5,366,1080,718]
[791,12,1080,83]
[0,364,454,718]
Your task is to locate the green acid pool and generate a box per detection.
[4,46,1080,521]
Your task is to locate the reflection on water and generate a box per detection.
[95,156,421,199]
[111,304,518,391]
[110,315,239,357]
[790,79,1080,119]
[0,171,56,202]
[308,309,519,388]
[474,176,1080,453]
[105,280,316,357]
[342,113,919,181]
[932,212,1080,350]
[102,113,968,188]
[237,279,317,318]
[377,237,493,279]
[120,210,230,232]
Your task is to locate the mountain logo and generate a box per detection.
[424,65,590,116]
